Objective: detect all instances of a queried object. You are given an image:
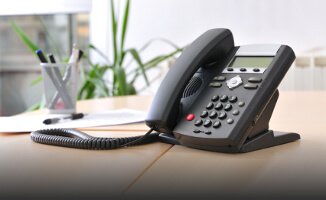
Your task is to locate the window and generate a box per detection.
[0,0,91,116]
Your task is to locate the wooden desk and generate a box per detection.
[1,92,325,199]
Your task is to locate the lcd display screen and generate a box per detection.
[229,56,273,68]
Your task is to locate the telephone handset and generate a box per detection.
[31,28,300,153]
[146,28,300,152]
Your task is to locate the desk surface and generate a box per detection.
[1,92,326,199]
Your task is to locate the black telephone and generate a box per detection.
[145,28,300,152]
[31,28,300,153]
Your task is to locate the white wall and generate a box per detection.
[93,0,326,52]
[90,0,326,91]
[93,0,326,56]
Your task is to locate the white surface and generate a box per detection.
[0,109,146,133]
[91,0,326,59]
[0,0,92,15]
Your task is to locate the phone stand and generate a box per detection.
[237,90,300,152]
[158,90,300,153]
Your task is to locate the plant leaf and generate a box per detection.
[139,38,180,53]
[126,83,136,95]
[110,0,118,66]
[129,48,183,84]
[88,44,111,64]
[37,16,63,61]
[123,38,182,69]
[125,48,150,86]
[114,67,127,96]
[30,76,43,86]
[11,20,40,54]
[144,48,183,68]
[119,0,130,65]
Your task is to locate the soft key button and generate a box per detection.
[213,76,226,81]
[244,83,258,89]
[248,77,262,83]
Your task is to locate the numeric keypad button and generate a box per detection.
[213,121,221,128]
[215,102,223,110]
[211,95,219,102]
[200,111,208,118]
[206,102,214,110]
[203,120,212,127]
[194,120,203,126]
[218,112,227,119]
[209,111,218,119]
[220,95,228,102]
[229,96,237,103]
[224,104,232,111]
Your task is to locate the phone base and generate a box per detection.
[158,133,180,145]
[158,130,300,153]
[239,130,300,153]
[158,90,300,153]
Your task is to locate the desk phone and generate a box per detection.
[31,28,300,153]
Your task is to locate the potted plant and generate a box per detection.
[12,0,183,109]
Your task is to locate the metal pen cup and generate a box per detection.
[41,62,78,114]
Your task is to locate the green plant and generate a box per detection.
[12,0,183,107]
[78,0,182,99]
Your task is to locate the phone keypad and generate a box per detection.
[193,94,245,134]
[188,74,265,136]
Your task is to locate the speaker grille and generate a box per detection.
[182,77,202,98]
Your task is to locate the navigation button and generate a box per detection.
[226,75,243,89]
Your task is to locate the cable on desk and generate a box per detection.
[30,128,158,150]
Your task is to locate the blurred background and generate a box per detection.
[1,0,325,116]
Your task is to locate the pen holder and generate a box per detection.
[41,62,78,114]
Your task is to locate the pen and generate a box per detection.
[36,49,48,63]
[48,54,56,63]
[78,50,84,61]
[43,113,84,125]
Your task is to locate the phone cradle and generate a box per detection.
[158,90,300,153]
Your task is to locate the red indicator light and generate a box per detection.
[186,114,195,121]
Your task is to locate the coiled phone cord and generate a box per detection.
[31,128,158,150]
